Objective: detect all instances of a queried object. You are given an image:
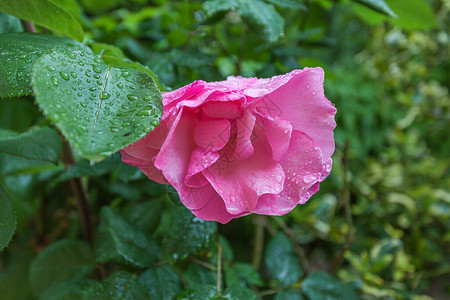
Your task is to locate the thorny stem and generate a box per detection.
[328,140,354,273]
[252,216,265,270]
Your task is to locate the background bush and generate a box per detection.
[0,0,448,299]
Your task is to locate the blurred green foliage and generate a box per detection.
[0,0,449,299]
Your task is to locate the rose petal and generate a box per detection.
[154,108,198,192]
[178,183,248,223]
[194,119,230,150]
[185,148,220,188]
[233,110,256,159]
[203,132,284,214]
[252,130,323,215]
[120,149,169,185]
[256,68,336,179]
[256,112,292,161]
[201,101,242,119]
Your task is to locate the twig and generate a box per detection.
[272,217,310,274]
[186,257,216,271]
[216,242,223,295]
[328,140,354,273]
[252,215,265,270]
[21,20,36,33]
[61,140,94,245]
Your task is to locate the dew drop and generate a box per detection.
[93,66,102,73]
[46,66,56,71]
[102,92,111,99]
[122,71,131,77]
[51,76,59,85]
[70,72,77,78]
[127,94,138,101]
[151,119,160,127]
[59,72,70,81]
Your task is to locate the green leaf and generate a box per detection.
[163,207,217,261]
[29,239,96,296]
[387,0,437,30]
[301,272,359,300]
[264,233,303,286]
[0,0,84,40]
[32,50,162,161]
[275,289,304,300]
[352,0,397,18]
[203,0,284,43]
[225,263,264,288]
[0,240,34,299]
[123,199,163,233]
[100,49,166,91]
[138,265,182,300]
[86,271,150,299]
[175,285,218,300]
[0,33,90,98]
[0,11,22,33]
[0,183,16,251]
[223,285,260,300]
[264,0,306,10]
[95,207,160,268]
[0,126,62,164]
[39,279,97,300]
[56,153,121,182]
[184,264,217,287]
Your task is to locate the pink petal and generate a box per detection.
[185,148,220,188]
[255,68,336,179]
[252,130,323,215]
[154,108,198,193]
[232,110,256,159]
[194,119,230,150]
[201,101,242,119]
[256,112,292,161]
[177,183,249,224]
[120,149,169,185]
[203,131,284,215]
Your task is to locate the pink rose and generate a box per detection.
[121,68,336,223]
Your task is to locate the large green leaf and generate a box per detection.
[86,271,150,299]
[32,50,162,161]
[301,272,359,300]
[275,289,304,300]
[163,207,217,261]
[0,33,90,98]
[29,239,96,296]
[138,265,182,300]
[95,207,160,268]
[0,0,84,40]
[174,285,218,299]
[203,0,284,43]
[387,0,437,30]
[0,183,15,251]
[264,233,303,286]
[0,126,61,164]
[39,279,96,300]
[352,0,397,18]
[0,240,34,299]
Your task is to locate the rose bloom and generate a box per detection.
[121,68,336,223]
